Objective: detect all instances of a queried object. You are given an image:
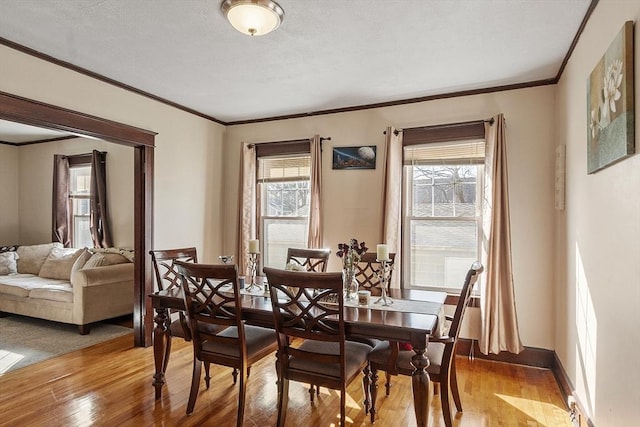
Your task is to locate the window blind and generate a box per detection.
[258,155,311,182]
[404,139,485,165]
[402,121,485,146]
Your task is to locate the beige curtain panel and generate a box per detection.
[307,134,323,249]
[237,142,256,277]
[382,126,403,289]
[480,114,524,355]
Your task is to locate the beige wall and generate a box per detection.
[17,138,134,247]
[0,44,226,262]
[555,1,640,425]
[4,5,638,422]
[223,85,557,350]
[0,144,19,244]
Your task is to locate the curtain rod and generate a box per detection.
[248,136,331,148]
[61,151,107,157]
[384,118,494,135]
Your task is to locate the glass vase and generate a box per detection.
[343,267,358,301]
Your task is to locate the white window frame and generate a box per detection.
[402,150,484,293]
[69,164,92,248]
[257,154,311,269]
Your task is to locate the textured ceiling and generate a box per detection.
[0,119,73,143]
[0,0,593,124]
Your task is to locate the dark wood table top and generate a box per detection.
[150,287,446,348]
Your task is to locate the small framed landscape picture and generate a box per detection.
[332,146,377,170]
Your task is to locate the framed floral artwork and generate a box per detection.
[332,146,376,169]
[587,21,635,174]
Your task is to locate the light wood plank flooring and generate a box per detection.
[0,333,572,426]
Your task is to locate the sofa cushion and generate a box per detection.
[28,284,73,303]
[17,243,63,275]
[0,274,70,298]
[0,251,19,275]
[39,247,85,280]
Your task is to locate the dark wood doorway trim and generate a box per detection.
[0,91,155,347]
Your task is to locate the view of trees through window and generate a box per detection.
[265,181,310,216]
[412,165,477,217]
[404,162,482,290]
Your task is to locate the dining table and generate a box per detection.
[149,286,446,427]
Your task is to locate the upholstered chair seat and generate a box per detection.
[287,340,372,381]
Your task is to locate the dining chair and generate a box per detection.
[285,247,331,272]
[354,252,396,296]
[176,261,278,423]
[286,247,330,401]
[365,262,484,426]
[349,251,396,412]
[149,248,199,372]
[151,248,240,386]
[264,267,372,427]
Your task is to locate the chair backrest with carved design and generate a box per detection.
[355,252,396,296]
[150,247,198,292]
[285,248,331,272]
[175,262,244,362]
[264,267,346,385]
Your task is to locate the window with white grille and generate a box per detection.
[403,139,484,291]
[258,155,311,268]
[70,164,93,248]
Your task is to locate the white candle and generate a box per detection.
[248,239,260,254]
[377,244,389,261]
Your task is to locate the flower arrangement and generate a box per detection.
[336,238,368,268]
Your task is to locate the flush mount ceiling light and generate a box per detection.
[221,0,285,36]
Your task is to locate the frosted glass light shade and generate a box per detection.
[221,0,284,36]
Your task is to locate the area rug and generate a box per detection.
[0,315,131,374]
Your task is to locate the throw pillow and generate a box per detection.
[16,242,63,274]
[0,251,19,275]
[90,247,135,262]
[82,252,108,269]
[284,262,307,271]
[100,253,130,265]
[39,247,85,280]
[71,248,92,274]
[0,245,19,253]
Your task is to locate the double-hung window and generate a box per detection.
[68,157,93,248]
[403,135,485,292]
[53,151,111,249]
[257,154,311,268]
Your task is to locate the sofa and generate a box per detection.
[0,243,134,334]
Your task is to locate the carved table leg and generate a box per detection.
[411,347,433,427]
[369,367,379,423]
[362,363,371,415]
[153,307,170,400]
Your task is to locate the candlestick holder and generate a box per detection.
[245,252,260,292]
[374,259,393,306]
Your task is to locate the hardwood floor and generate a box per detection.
[0,334,572,426]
